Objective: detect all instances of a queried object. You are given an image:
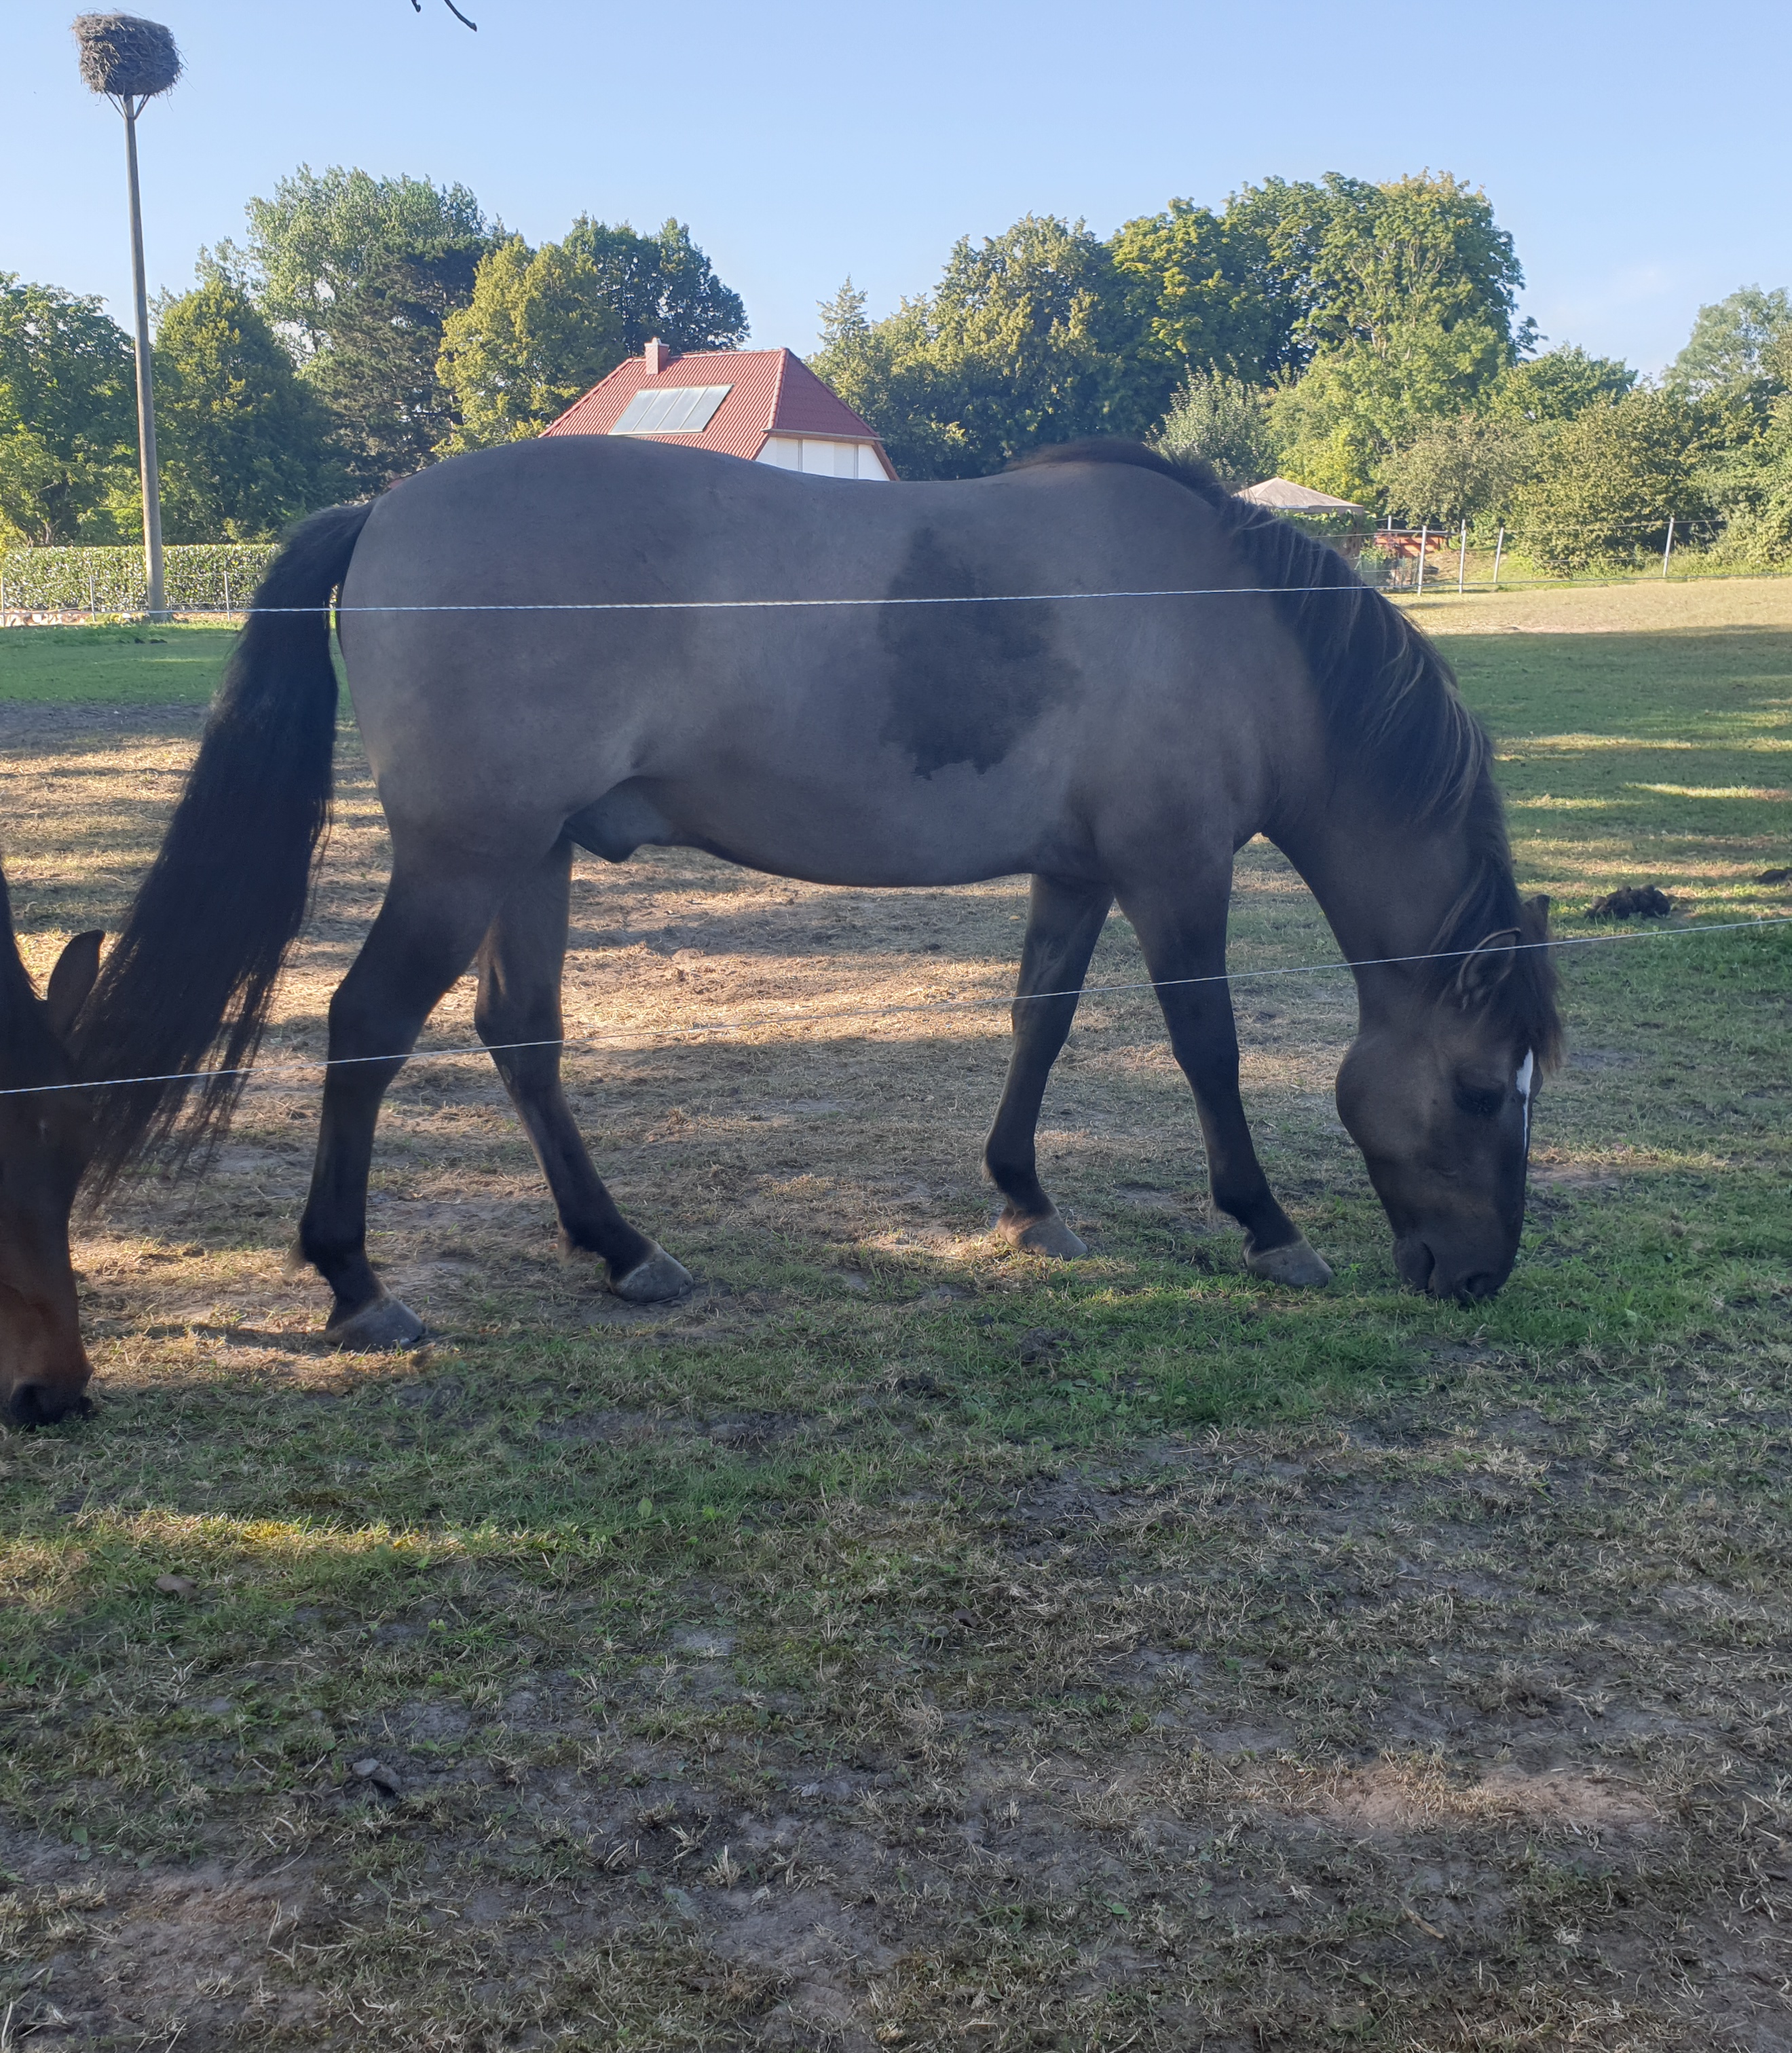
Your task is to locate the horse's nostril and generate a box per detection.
[1457,1272,1500,1303]
[7,1384,92,1429]
[1396,1238,1435,1292]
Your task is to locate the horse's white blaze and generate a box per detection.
[1516,1049,1534,1147]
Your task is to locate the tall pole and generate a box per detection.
[122,96,166,621]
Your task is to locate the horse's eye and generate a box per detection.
[1453,1081,1505,1119]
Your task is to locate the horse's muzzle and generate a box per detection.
[1396,1235,1506,1303]
[6,1382,94,1428]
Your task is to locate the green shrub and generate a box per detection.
[0,542,276,615]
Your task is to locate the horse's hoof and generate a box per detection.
[610,1244,694,1303]
[1246,1236,1332,1289]
[326,1292,426,1350]
[996,1208,1088,1259]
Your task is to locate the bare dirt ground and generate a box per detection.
[1,695,1789,2052]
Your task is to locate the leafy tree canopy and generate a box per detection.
[0,274,136,546]
[1379,410,1534,528]
[813,217,1144,479]
[1487,344,1635,424]
[560,217,747,360]
[1667,285,1792,413]
[152,280,335,540]
[1108,200,1292,408]
[819,172,1529,482]
[1269,313,1514,505]
[214,165,498,492]
[437,219,746,453]
[1514,389,1710,573]
[438,236,626,452]
[1153,367,1282,487]
[1228,171,1529,367]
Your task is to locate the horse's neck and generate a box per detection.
[1272,796,1476,1017]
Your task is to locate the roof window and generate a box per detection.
[610,384,734,435]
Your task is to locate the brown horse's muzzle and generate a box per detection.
[1,1284,94,1428]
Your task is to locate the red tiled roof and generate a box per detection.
[541,346,891,470]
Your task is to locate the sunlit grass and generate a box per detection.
[0,582,1788,2047]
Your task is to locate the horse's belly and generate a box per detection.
[571,758,1074,889]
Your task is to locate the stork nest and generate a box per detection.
[74,14,182,98]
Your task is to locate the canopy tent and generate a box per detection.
[1235,478,1365,513]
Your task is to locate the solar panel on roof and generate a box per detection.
[610,384,734,436]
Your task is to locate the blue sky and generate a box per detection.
[9,0,1789,375]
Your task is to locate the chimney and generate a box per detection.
[643,338,672,376]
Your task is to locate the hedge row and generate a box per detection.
[0,544,278,615]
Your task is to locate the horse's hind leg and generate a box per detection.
[1117,873,1332,1288]
[984,874,1113,1257]
[299,859,513,1347]
[473,839,691,1302]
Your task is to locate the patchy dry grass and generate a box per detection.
[0,585,1789,2050]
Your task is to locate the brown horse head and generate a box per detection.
[1336,895,1558,1302]
[0,874,102,1427]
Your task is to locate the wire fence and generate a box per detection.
[5,913,1787,1105]
[3,525,1788,625]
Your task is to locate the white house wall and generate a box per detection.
[756,437,891,480]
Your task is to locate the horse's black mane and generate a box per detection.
[1015,441,1562,1067]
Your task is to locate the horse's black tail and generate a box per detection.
[74,501,373,1197]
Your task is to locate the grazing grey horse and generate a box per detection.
[2,437,1560,1420]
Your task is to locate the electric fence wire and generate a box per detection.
[3,912,1786,1103]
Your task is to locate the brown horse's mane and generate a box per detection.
[1013,441,1563,1069]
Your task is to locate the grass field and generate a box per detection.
[1,583,1789,2051]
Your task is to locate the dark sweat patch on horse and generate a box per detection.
[878,527,1070,778]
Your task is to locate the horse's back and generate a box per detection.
[337,439,1315,888]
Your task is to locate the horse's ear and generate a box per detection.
[44,931,103,1040]
[1521,893,1551,939]
[1455,928,1520,1007]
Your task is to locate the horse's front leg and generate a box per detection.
[1117,876,1332,1288]
[297,859,510,1347]
[474,839,690,1302]
[984,873,1113,1256]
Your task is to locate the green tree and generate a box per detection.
[1153,368,1281,487]
[559,217,747,358]
[151,280,335,539]
[1218,172,1528,503]
[1227,171,1528,365]
[438,236,626,451]
[812,216,1142,479]
[816,174,1529,490]
[1107,199,1291,419]
[217,166,498,492]
[1513,389,1709,573]
[1487,344,1635,424]
[1269,312,1513,505]
[437,219,747,452]
[0,274,136,545]
[1667,285,1792,414]
[1696,329,1792,566]
[1379,409,1535,528]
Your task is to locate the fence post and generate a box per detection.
[223,563,231,623]
[1662,516,1675,580]
[1457,519,1468,595]
[1492,526,1506,591]
[1415,523,1429,597]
